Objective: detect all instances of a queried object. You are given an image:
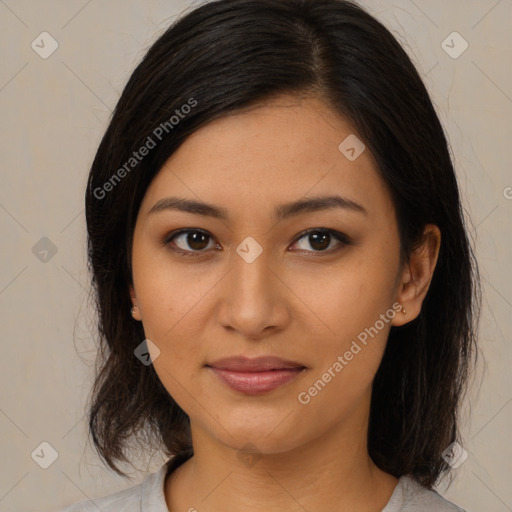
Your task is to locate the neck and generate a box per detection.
[165,409,398,512]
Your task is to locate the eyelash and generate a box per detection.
[162,228,351,257]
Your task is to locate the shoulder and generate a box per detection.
[55,460,171,512]
[56,483,141,511]
[395,476,467,512]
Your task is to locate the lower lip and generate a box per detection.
[209,367,305,395]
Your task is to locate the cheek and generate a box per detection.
[132,259,202,364]
[295,254,397,340]
[290,241,399,388]
[295,288,393,419]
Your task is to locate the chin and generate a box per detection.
[210,409,306,455]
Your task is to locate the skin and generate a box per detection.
[129,94,441,512]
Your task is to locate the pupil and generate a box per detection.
[184,231,331,252]
[310,232,329,251]
[188,232,208,250]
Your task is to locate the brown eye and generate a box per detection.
[292,229,350,253]
[164,229,217,253]
[163,228,350,257]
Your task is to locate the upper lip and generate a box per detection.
[207,356,306,372]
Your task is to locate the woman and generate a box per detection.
[59,0,480,510]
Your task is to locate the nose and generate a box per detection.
[216,245,290,340]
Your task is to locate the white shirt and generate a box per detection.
[57,458,466,511]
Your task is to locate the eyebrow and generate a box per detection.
[148,194,367,221]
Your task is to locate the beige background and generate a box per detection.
[0,0,511,510]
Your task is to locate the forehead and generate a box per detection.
[139,94,394,224]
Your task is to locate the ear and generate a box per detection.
[129,283,142,321]
[391,224,441,326]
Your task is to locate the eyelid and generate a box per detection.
[163,228,351,256]
[290,228,351,254]
[163,228,219,256]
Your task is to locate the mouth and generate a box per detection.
[206,356,307,395]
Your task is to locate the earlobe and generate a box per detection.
[129,284,142,321]
[392,224,441,327]
[130,304,141,321]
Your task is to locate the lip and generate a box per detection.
[206,356,306,395]
[208,355,305,372]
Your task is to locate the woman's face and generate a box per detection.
[130,94,407,455]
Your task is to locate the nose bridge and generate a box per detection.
[231,237,273,304]
[218,237,286,336]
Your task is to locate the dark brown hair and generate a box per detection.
[85,0,480,487]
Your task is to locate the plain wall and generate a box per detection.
[0,0,511,510]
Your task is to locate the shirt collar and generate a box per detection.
[141,459,173,511]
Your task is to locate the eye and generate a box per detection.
[164,229,219,255]
[163,228,350,256]
[290,229,350,254]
